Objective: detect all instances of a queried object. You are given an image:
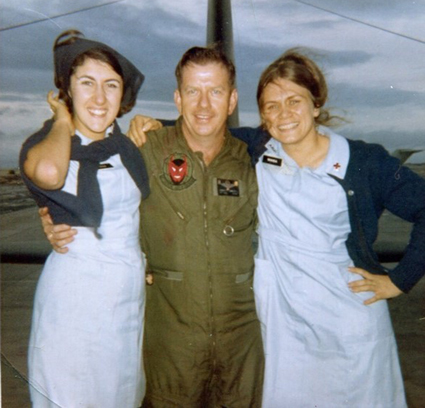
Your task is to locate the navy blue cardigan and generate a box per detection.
[231,126,425,293]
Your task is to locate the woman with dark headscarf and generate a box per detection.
[20,30,149,407]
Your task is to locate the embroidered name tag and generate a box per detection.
[216,178,240,197]
[262,155,282,166]
[98,163,113,169]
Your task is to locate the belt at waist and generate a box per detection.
[67,227,140,251]
[258,225,350,262]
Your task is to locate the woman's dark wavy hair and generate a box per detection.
[53,30,133,117]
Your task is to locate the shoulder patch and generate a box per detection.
[160,153,196,190]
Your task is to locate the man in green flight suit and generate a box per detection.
[138,46,264,408]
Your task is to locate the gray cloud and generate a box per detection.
[1,0,424,167]
[342,128,425,150]
[0,2,203,103]
[306,0,425,17]
[328,82,425,109]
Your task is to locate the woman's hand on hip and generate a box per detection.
[348,267,403,305]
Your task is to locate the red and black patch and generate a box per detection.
[160,153,196,190]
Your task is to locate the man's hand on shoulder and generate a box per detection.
[127,115,163,147]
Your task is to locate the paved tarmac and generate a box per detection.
[1,207,424,407]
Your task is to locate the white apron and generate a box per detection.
[28,131,146,408]
[254,131,406,408]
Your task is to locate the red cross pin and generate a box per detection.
[333,162,341,170]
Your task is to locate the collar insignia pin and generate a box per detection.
[333,162,341,171]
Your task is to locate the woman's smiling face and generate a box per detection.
[69,58,123,140]
[260,78,320,148]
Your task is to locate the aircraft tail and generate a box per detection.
[391,148,423,164]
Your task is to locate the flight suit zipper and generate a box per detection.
[197,155,218,378]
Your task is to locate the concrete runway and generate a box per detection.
[1,207,424,407]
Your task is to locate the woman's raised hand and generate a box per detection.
[47,91,75,135]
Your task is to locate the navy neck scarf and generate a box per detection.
[20,119,149,229]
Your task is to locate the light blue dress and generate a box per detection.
[254,129,407,408]
[28,130,146,408]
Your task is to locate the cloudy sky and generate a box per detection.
[1,0,424,168]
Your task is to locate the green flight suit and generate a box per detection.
[139,118,264,407]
